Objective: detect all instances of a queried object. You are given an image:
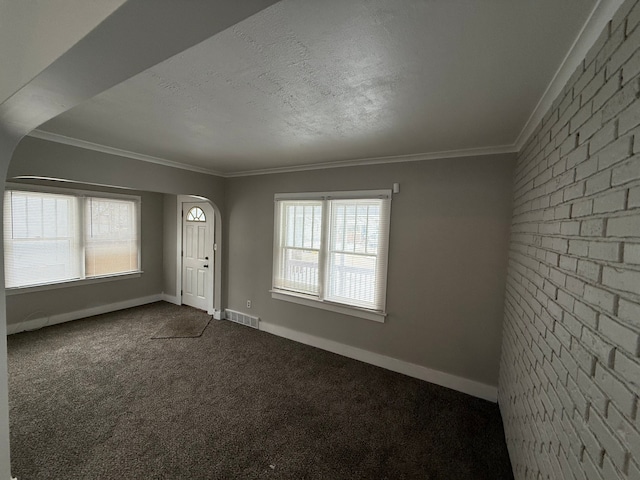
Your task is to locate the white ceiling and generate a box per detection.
[34,0,599,176]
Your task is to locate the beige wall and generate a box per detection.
[6,184,164,326]
[225,154,515,386]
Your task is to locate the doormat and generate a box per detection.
[151,313,211,339]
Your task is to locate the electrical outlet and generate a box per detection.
[246,300,251,309]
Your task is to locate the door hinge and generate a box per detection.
[181,290,183,296]
[181,210,184,217]
[181,250,184,257]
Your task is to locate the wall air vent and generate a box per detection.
[224,309,259,329]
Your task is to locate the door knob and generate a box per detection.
[203,264,209,268]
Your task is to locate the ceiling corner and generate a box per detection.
[514,0,625,153]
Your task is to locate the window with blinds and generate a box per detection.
[4,188,140,289]
[85,197,138,277]
[273,191,391,316]
[4,191,81,288]
[273,200,323,295]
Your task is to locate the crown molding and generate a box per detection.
[223,144,518,178]
[514,0,625,151]
[28,128,516,178]
[28,129,225,177]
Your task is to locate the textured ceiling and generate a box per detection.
[37,0,596,175]
[0,0,126,105]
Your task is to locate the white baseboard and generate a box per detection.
[160,293,181,305]
[259,322,498,402]
[7,294,163,335]
[213,309,224,320]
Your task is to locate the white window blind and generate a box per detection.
[4,189,140,289]
[273,200,323,295]
[326,198,389,310]
[85,197,139,277]
[273,191,391,315]
[4,191,81,288]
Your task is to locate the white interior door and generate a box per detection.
[182,202,214,311]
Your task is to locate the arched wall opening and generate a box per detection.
[4,136,227,331]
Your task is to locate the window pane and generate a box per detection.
[294,205,303,247]
[327,252,377,307]
[186,206,205,222]
[4,191,81,287]
[85,197,139,277]
[274,200,322,295]
[313,205,322,249]
[279,248,319,294]
[327,198,387,310]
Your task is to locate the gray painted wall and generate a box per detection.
[9,136,226,313]
[224,154,515,386]
[163,194,178,298]
[9,137,226,206]
[0,129,17,480]
[7,135,514,388]
[5,183,164,327]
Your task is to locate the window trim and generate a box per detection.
[272,189,391,322]
[5,271,143,296]
[4,183,142,291]
[270,290,387,322]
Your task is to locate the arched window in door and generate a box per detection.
[186,206,206,222]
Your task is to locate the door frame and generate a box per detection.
[175,195,222,318]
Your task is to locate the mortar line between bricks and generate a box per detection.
[512,180,639,208]
[509,241,640,272]
[506,250,640,322]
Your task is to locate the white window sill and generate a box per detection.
[5,271,143,296]
[270,290,386,323]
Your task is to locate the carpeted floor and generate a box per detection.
[8,302,514,479]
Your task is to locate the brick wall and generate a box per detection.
[499,1,640,479]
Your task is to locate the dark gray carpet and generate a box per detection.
[8,302,514,479]
[151,307,211,338]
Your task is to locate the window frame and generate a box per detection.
[271,189,391,323]
[4,183,142,294]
